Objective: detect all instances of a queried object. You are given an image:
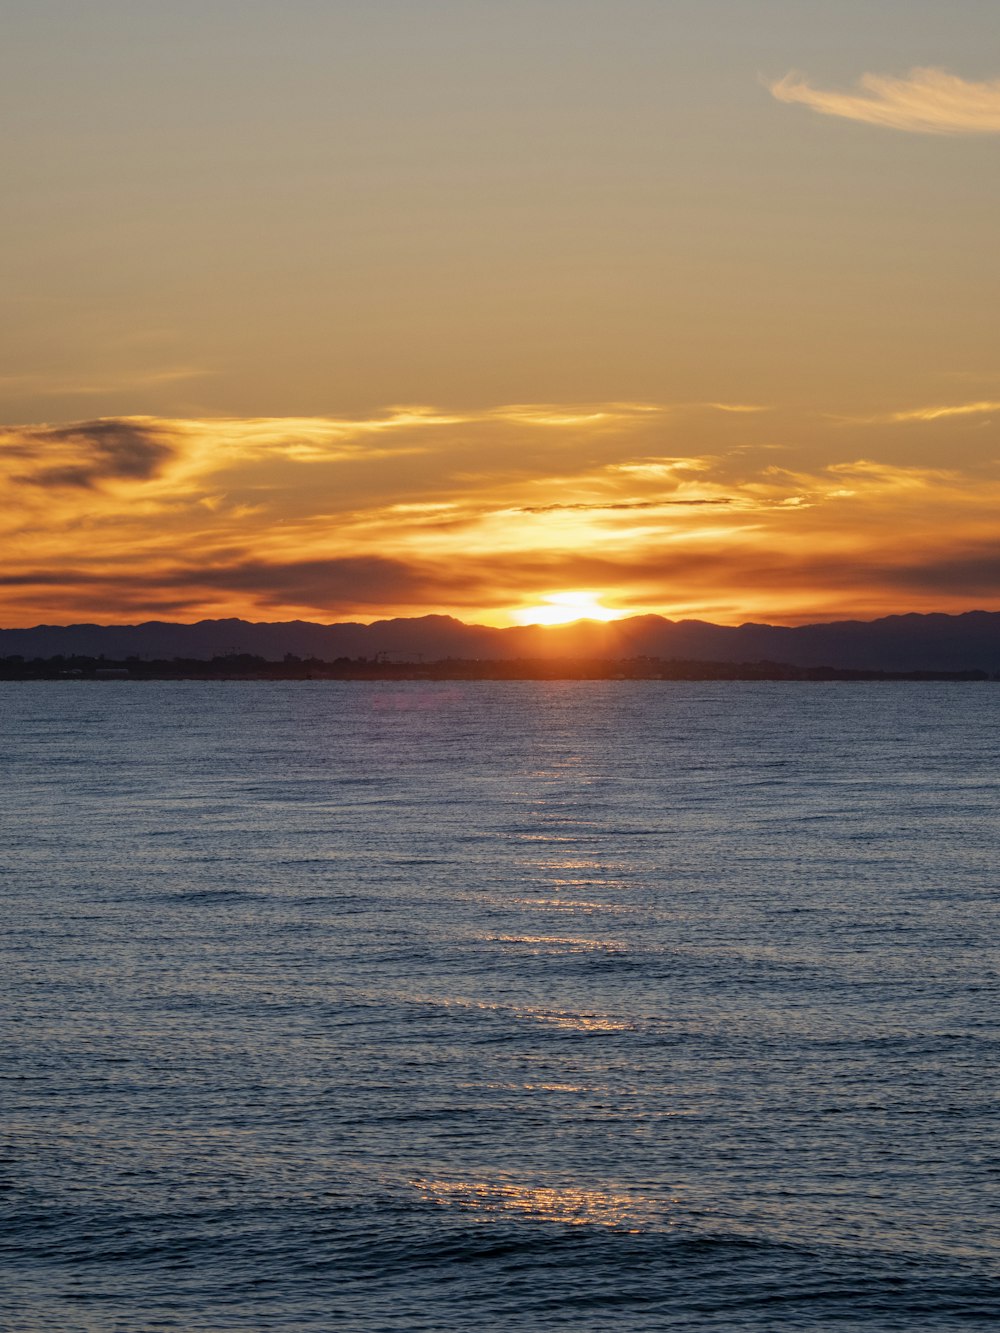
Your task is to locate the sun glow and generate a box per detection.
[512,591,626,627]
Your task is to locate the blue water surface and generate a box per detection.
[2,681,998,1330]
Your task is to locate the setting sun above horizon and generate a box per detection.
[2,2,1000,630]
[512,593,627,628]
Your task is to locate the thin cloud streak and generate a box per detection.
[834,400,1000,425]
[704,403,768,414]
[0,368,214,399]
[769,67,1000,135]
[886,400,1000,423]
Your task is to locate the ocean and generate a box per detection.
[2,681,997,1330]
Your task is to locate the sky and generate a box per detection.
[2,0,999,628]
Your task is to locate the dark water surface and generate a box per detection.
[2,682,998,1330]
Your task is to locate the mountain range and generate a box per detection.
[3,611,1000,673]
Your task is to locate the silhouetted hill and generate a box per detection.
[3,610,1000,672]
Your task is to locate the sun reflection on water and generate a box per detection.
[521,1007,633,1032]
[491,933,626,954]
[412,1178,663,1231]
[394,990,633,1032]
[512,896,624,912]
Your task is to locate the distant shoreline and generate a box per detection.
[3,611,999,677]
[1,656,994,683]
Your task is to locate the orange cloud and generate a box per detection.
[2,404,1000,628]
[770,67,1000,135]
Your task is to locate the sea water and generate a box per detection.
[1,681,997,1331]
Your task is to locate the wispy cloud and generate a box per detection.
[703,403,768,414]
[838,400,1000,425]
[884,400,1000,423]
[0,367,214,398]
[487,403,662,427]
[514,498,735,515]
[769,67,1000,135]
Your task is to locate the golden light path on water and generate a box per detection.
[411,1179,672,1232]
[490,933,627,954]
[387,990,636,1034]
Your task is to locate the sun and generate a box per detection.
[512,591,626,627]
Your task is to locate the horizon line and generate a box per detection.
[1,608,997,635]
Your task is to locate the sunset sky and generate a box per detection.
[3,0,999,628]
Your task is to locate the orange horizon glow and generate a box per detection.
[511,592,628,628]
[1,401,999,630]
